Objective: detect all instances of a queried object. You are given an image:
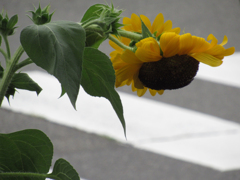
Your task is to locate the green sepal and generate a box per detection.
[27,4,54,25]
[141,19,152,38]
[81,47,126,135]
[7,14,18,30]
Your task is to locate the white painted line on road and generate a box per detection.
[2,64,240,171]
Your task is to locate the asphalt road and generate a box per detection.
[2,108,240,180]
[1,0,240,180]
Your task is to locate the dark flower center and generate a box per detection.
[138,55,199,90]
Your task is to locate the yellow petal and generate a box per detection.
[121,49,143,64]
[160,32,180,57]
[136,47,161,62]
[137,88,148,97]
[131,13,142,32]
[109,40,123,52]
[168,27,181,34]
[162,20,173,32]
[117,79,132,87]
[205,45,235,59]
[131,83,137,92]
[135,38,161,62]
[110,50,118,59]
[191,53,223,67]
[133,73,144,89]
[111,53,127,70]
[205,45,226,56]
[178,33,193,55]
[123,17,132,31]
[140,15,152,31]
[207,34,218,48]
[152,13,164,33]
[157,90,164,95]
[220,35,228,46]
[126,79,132,86]
[190,36,210,53]
[149,89,157,96]
[223,46,235,56]
[116,64,140,82]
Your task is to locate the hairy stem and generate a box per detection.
[118,29,142,41]
[108,35,133,51]
[0,45,24,106]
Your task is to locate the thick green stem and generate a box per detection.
[118,29,142,41]
[108,35,133,51]
[0,172,61,180]
[0,45,24,106]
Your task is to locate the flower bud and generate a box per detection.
[82,3,123,36]
[27,4,54,25]
[0,10,18,36]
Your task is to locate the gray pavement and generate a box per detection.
[1,0,240,179]
[1,108,240,180]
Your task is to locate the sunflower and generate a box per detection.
[109,14,235,97]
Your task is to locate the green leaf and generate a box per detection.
[0,129,53,179]
[0,71,42,101]
[141,19,152,38]
[81,47,126,135]
[20,21,86,108]
[11,73,42,95]
[50,158,80,180]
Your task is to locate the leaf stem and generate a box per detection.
[108,35,133,51]
[0,45,24,106]
[3,35,11,60]
[0,172,61,180]
[15,58,33,71]
[0,47,7,60]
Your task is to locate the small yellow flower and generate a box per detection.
[123,13,181,36]
[110,32,235,97]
